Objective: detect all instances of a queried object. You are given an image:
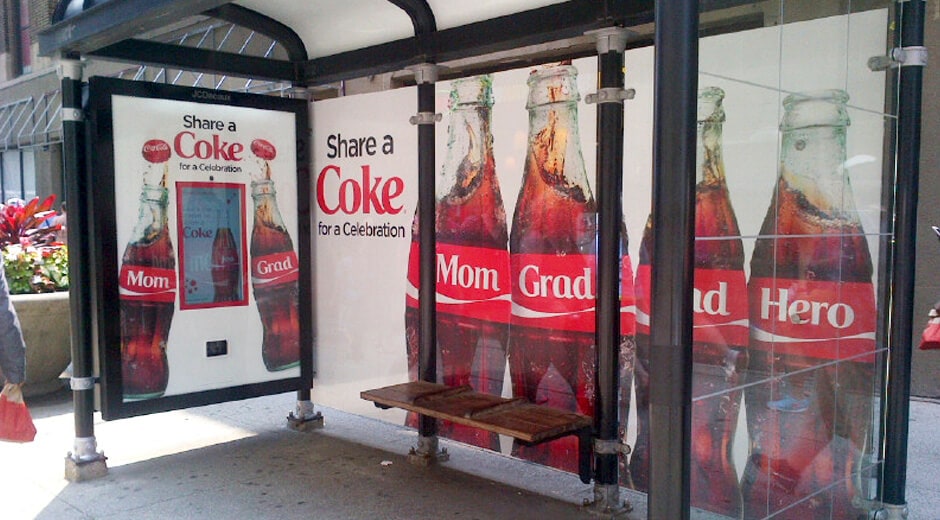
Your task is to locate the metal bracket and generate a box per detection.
[410,112,442,126]
[873,503,909,519]
[288,86,311,100]
[868,46,928,71]
[70,436,104,463]
[57,59,84,81]
[407,63,442,85]
[69,376,96,391]
[594,438,631,455]
[586,27,633,54]
[62,108,83,123]
[586,87,636,105]
[408,435,449,466]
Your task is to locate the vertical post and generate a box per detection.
[880,1,925,517]
[60,55,107,482]
[408,63,447,465]
[589,26,631,515]
[649,1,698,519]
[287,85,323,431]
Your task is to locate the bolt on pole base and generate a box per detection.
[875,503,909,520]
[287,400,324,432]
[407,435,449,467]
[582,483,632,518]
[64,436,108,482]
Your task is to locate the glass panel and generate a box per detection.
[695,2,893,518]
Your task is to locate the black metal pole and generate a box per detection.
[649,1,698,519]
[416,77,438,439]
[60,55,102,471]
[883,0,925,509]
[594,45,625,489]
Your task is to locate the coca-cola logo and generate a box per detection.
[142,139,171,163]
[174,131,244,161]
[316,164,404,215]
[518,264,594,300]
[759,287,855,329]
[251,139,277,160]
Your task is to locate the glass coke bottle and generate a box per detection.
[743,90,876,519]
[509,63,597,472]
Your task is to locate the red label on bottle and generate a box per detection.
[119,265,177,303]
[510,253,636,334]
[251,251,299,287]
[635,266,748,346]
[511,253,595,332]
[748,277,876,361]
[621,257,637,336]
[406,243,511,324]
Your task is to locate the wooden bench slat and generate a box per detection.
[361,382,592,444]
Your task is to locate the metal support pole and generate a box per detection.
[587,26,631,517]
[649,2,698,519]
[879,1,925,517]
[286,85,323,432]
[60,55,107,482]
[408,63,447,466]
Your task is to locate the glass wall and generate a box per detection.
[308,2,896,519]
[641,2,893,518]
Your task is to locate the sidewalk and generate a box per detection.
[2,389,938,519]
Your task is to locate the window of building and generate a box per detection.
[17,0,31,74]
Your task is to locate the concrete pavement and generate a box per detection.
[2,389,938,519]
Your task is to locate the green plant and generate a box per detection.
[2,244,68,294]
[0,196,68,294]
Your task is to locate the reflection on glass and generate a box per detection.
[632,87,749,517]
[744,90,877,518]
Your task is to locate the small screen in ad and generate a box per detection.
[176,182,248,309]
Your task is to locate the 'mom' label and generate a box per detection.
[119,265,177,303]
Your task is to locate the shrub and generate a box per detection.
[0,196,68,294]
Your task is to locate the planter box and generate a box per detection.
[12,291,71,397]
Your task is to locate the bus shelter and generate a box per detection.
[39,1,924,518]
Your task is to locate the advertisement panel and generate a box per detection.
[89,77,311,420]
[311,8,886,518]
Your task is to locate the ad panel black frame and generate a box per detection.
[87,76,312,420]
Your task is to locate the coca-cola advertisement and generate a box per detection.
[89,78,310,419]
[310,8,887,517]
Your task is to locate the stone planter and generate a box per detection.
[11,291,71,397]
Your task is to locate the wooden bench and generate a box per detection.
[361,381,593,483]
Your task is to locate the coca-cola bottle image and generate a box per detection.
[404,75,510,451]
[630,87,749,517]
[119,139,176,400]
[742,90,876,519]
[250,139,300,371]
[509,64,597,472]
[211,222,241,303]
